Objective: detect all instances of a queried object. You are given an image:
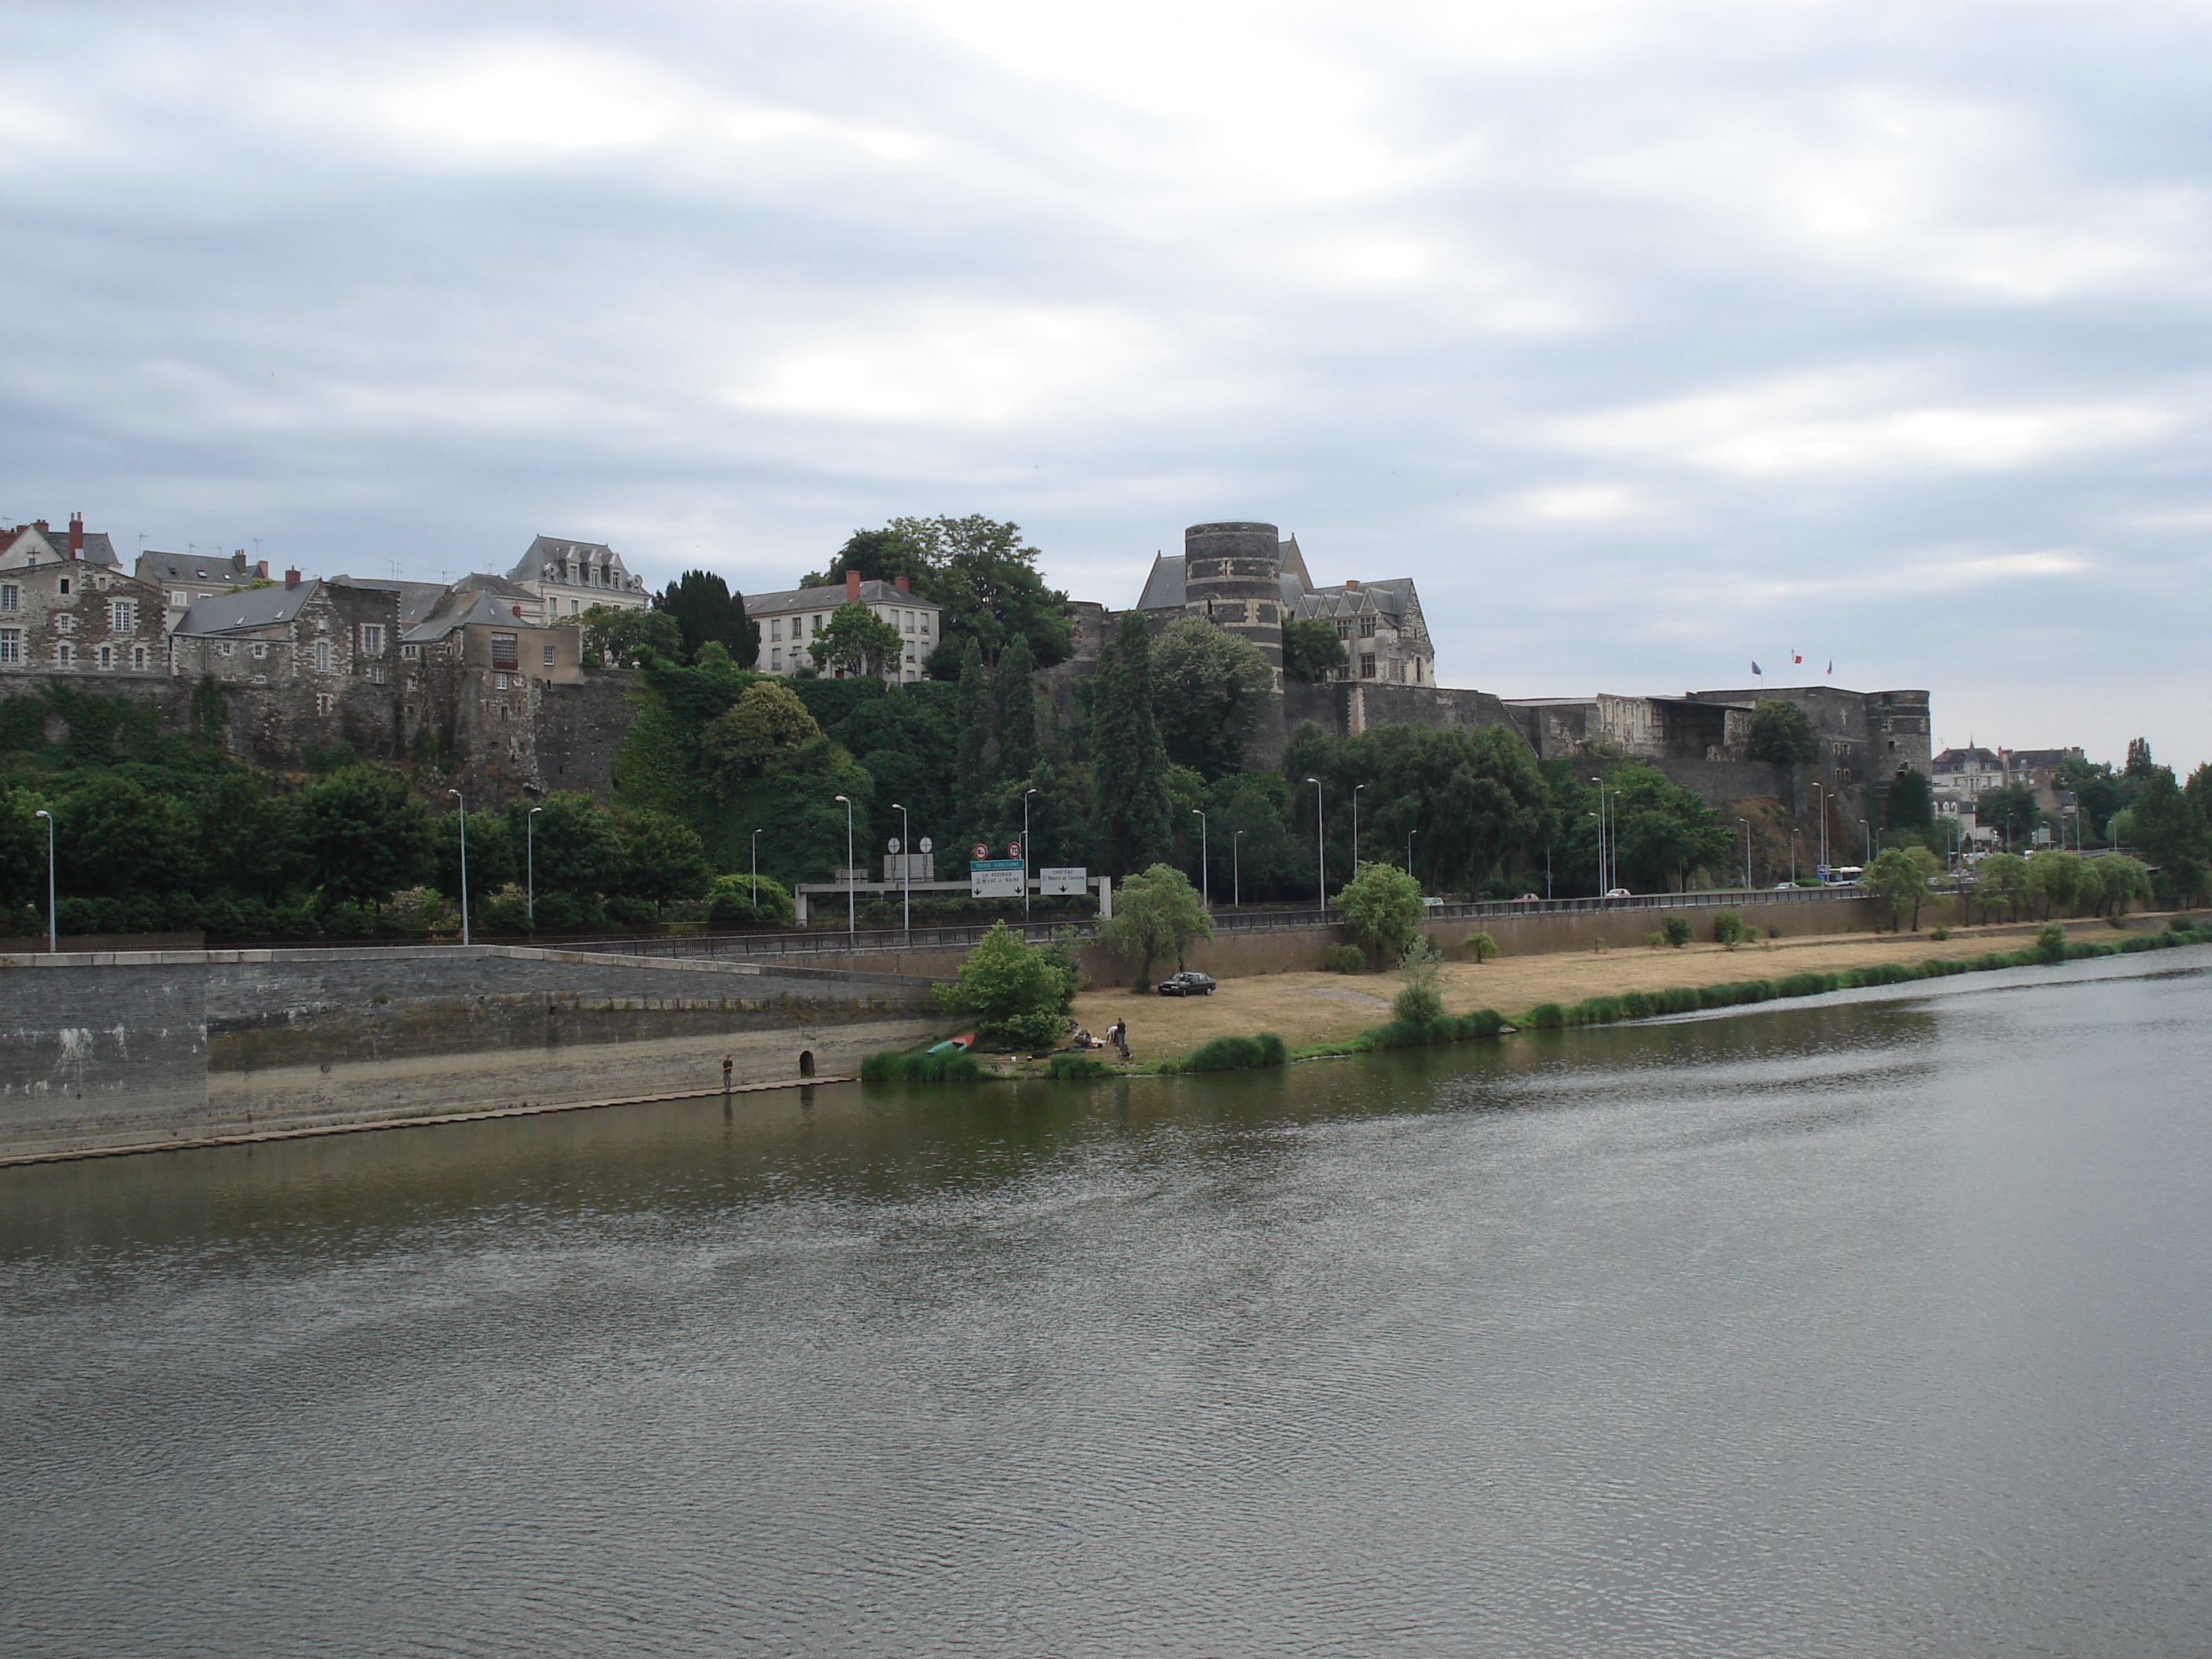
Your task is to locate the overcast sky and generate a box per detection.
[3,1,2206,767]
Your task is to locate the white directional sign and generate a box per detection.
[885,852,933,881]
[1038,866,1089,896]
[969,858,1024,899]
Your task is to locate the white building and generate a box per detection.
[746,572,939,683]
[505,535,650,624]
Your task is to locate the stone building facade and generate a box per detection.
[505,535,650,624]
[169,575,406,764]
[0,523,170,680]
[745,571,941,683]
[136,548,273,632]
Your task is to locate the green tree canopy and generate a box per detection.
[53,775,192,898]
[1152,615,1275,779]
[2087,852,2148,916]
[816,600,905,679]
[1280,617,1347,685]
[700,681,830,793]
[291,769,431,908]
[654,570,759,666]
[2129,764,2208,904]
[1976,782,2042,846]
[1972,851,2032,921]
[2026,847,2086,919]
[993,634,1038,782]
[1334,860,1426,965]
[2125,737,2155,778]
[1602,763,1731,892]
[936,919,1074,1049]
[1884,769,1935,832]
[1101,863,1213,989]
[847,515,1071,672]
[806,525,936,591]
[580,603,684,668]
[513,791,623,901]
[432,807,516,906]
[1091,613,1174,875]
[1863,844,1943,930]
[1748,699,1817,764]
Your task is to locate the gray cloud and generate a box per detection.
[2,0,2207,765]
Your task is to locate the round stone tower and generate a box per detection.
[1181,521,1284,685]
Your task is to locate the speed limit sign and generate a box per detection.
[1006,842,1021,859]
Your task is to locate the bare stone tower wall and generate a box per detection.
[1181,522,1285,683]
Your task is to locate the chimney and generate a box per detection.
[255,561,269,580]
[284,568,302,589]
[844,570,862,602]
[513,604,523,620]
[232,550,248,576]
[894,574,910,592]
[68,514,83,556]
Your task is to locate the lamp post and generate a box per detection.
[833,794,855,937]
[1407,827,1419,879]
[1790,827,1800,885]
[1023,787,1037,919]
[448,789,470,947]
[1192,808,1209,908]
[1812,782,1828,877]
[32,808,54,953]
[1860,818,1871,870]
[892,803,910,942]
[1232,830,1243,910]
[527,806,543,927]
[1738,817,1751,890]
[1352,782,1365,870]
[1588,776,1611,895]
[750,826,763,906]
[1305,775,1325,915]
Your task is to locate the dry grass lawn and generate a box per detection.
[1065,916,2155,1068]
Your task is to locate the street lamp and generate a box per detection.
[1811,782,1828,877]
[1789,827,1800,885]
[1192,808,1209,908]
[1737,817,1751,890]
[32,808,54,953]
[1305,775,1325,915]
[1860,818,1871,870]
[750,826,763,906]
[1023,787,1037,919]
[1588,776,1611,895]
[448,789,470,947]
[833,794,855,937]
[892,802,910,941]
[1407,827,1419,880]
[527,805,544,927]
[1352,782,1365,869]
[1232,829,1243,910]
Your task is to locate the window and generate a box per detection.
[251,643,268,660]
[54,613,75,634]
[771,617,782,641]
[170,591,186,608]
[360,624,384,654]
[97,645,114,670]
[569,598,579,615]
[110,599,136,631]
[493,672,509,690]
[218,642,234,657]
[771,647,782,671]
[811,614,822,634]
[56,643,72,666]
[401,643,419,661]
[0,584,16,612]
[58,577,69,595]
[315,692,335,715]
[904,610,914,632]
[0,629,18,664]
[368,664,386,685]
[490,632,518,669]
[313,639,332,672]
[1357,617,1375,638]
[542,643,555,668]
[1360,653,1376,679]
[132,645,148,671]
[918,613,929,634]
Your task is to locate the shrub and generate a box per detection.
[2170,914,2199,933]
[935,921,1070,1050]
[1177,1033,1288,1072]
[1044,1051,1113,1079]
[1392,936,1445,1025]
[1713,910,1745,947]
[1324,943,1367,975]
[861,1049,986,1082]
[1461,932,1499,963]
[1573,995,1625,1024]
[2036,924,2067,961]
[1778,972,1828,998]
[1621,991,1655,1020]
[1657,987,1703,1014]
[1645,928,1667,949]
[1929,926,1950,942]
[1661,915,1693,948]
[1522,1002,1567,1029]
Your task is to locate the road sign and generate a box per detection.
[972,843,988,860]
[1038,866,1088,896]
[918,837,933,853]
[1006,842,1022,859]
[885,853,933,881]
[887,837,901,854]
[969,858,1023,899]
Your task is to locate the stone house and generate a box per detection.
[135,548,273,632]
[0,522,170,679]
[169,575,403,765]
[745,571,940,683]
[398,588,591,799]
[505,535,650,625]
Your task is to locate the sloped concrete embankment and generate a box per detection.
[0,945,941,1160]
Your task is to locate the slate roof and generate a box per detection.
[508,534,641,587]
[744,578,936,615]
[403,589,524,645]
[327,575,453,628]
[2,522,120,568]
[141,550,258,588]
[173,583,320,635]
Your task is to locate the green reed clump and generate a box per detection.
[1044,1051,1114,1079]
[861,1049,986,1082]
[1177,1033,1289,1073]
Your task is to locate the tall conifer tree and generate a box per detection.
[1091,612,1173,874]
[994,635,1038,783]
[954,636,993,833]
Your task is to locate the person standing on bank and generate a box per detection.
[1109,1019,1130,1060]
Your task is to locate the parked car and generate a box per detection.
[1156,971,1217,997]
[1604,888,1632,899]
[1513,892,1540,903]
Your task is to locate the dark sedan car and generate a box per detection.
[1156,971,1217,997]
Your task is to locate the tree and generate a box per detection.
[1391,936,1446,1025]
[432,808,516,906]
[1884,769,1935,833]
[1281,617,1347,685]
[1346,723,1555,897]
[705,872,794,928]
[2087,853,2148,917]
[654,570,759,667]
[815,601,904,680]
[2125,737,2155,778]
[513,792,623,903]
[1747,698,1816,764]
[2128,765,2209,905]
[2053,754,2134,842]
[53,776,192,898]
[993,634,1038,783]
[954,635,993,832]
[580,603,683,668]
[0,788,49,910]
[1334,860,1425,965]
[1606,763,1731,892]
[294,769,431,911]
[616,809,712,912]
[1863,844,1943,930]
[1152,615,1275,779]
[2027,848,2086,920]
[1090,612,1174,875]
[884,515,1073,671]
[1972,851,2031,922]
[805,525,934,591]
[700,681,829,792]
[1976,782,2042,848]
[1100,863,1212,990]
[936,919,1075,1049]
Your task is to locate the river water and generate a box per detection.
[5,948,2210,1657]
